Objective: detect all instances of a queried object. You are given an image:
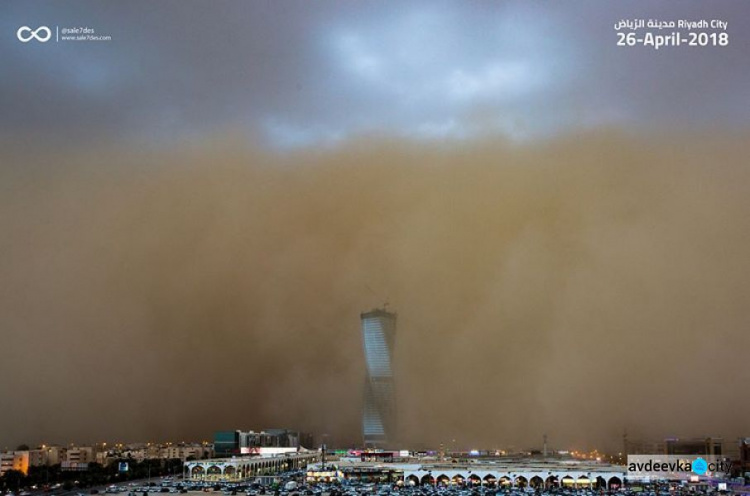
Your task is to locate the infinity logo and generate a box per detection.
[17,26,52,43]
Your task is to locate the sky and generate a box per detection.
[0,0,749,451]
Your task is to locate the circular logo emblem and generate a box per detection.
[692,457,708,475]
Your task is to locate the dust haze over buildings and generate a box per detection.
[1,132,749,451]
[1,0,750,453]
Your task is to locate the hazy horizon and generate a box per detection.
[2,129,749,452]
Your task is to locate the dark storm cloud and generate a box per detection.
[0,0,748,146]
[1,131,749,450]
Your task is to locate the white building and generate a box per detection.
[160,444,213,461]
[65,447,95,464]
[307,459,626,489]
[185,451,320,481]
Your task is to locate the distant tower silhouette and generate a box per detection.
[360,307,397,448]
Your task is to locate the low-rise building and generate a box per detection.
[160,444,213,461]
[0,451,30,476]
[185,451,320,481]
[305,459,626,489]
[65,446,95,464]
[28,445,65,466]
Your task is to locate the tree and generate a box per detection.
[16,444,30,451]
[1,469,27,491]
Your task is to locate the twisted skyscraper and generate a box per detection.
[360,308,397,448]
